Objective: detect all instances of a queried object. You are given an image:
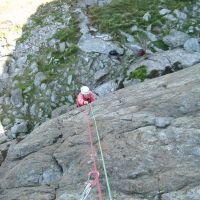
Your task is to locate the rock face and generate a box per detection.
[127,48,200,76]
[0,64,200,199]
[1,0,200,136]
[78,34,124,54]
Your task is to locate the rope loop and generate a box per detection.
[87,170,100,188]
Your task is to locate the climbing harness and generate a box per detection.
[79,103,113,200]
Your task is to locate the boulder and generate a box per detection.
[143,12,151,21]
[159,9,171,15]
[34,72,46,86]
[163,30,190,48]
[78,34,124,54]
[10,121,28,138]
[174,9,187,20]
[184,38,200,52]
[10,88,23,107]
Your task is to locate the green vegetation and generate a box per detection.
[88,0,158,40]
[32,1,64,23]
[129,66,147,81]
[15,82,32,91]
[14,0,81,129]
[65,44,79,56]
[53,13,81,43]
[152,40,169,50]
[37,44,79,70]
[17,0,73,44]
[163,0,196,10]
[88,0,196,42]
[16,24,32,44]
[13,68,34,92]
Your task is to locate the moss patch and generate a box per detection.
[129,65,147,81]
[152,40,169,50]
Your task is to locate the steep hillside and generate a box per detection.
[0,64,200,199]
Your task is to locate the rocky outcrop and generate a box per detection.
[127,48,200,78]
[0,0,200,136]
[0,64,200,199]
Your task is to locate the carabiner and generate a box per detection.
[80,182,92,200]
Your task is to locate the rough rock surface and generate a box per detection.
[163,30,189,48]
[0,64,200,199]
[1,0,200,135]
[128,48,200,75]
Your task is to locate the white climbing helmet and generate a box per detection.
[81,86,90,95]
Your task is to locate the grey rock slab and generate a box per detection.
[184,38,200,52]
[0,134,8,145]
[16,57,27,68]
[94,80,118,96]
[34,72,46,86]
[78,34,123,54]
[7,119,63,160]
[163,30,190,48]
[1,64,200,199]
[128,48,200,75]
[10,88,23,107]
[1,145,61,189]
[59,42,65,52]
[162,185,200,200]
[30,62,38,73]
[94,68,109,81]
[0,185,56,200]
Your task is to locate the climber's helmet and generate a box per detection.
[81,86,90,96]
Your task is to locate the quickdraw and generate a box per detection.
[80,170,100,200]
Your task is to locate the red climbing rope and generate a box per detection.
[81,108,103,200]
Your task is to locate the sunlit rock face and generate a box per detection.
[0,64,200,199]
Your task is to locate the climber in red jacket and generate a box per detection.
[76,86,95,107]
